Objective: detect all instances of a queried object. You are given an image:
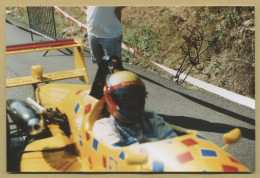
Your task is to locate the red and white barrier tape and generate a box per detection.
[6,7,20,14]
[54,6,87,30]
[121,43,152,63]
[53,6,255,109]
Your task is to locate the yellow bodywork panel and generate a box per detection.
[19,83,249,172]
[20,129,90,172]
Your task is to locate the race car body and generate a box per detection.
[6,38,250,172]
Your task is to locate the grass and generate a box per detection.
[122,25,158,61]
[7,7,29,24]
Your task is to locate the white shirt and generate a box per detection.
[92,112,177,146]
[86,6,122,38]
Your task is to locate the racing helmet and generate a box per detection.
[105,71,147,124]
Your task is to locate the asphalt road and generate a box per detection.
[5,17,255,171]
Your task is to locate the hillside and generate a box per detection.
[121,7,255,98]
[7,6,255,98]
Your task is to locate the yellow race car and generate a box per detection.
[6,38,250,172]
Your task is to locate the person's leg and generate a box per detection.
[88,34,105,63]
[99,35,122,60]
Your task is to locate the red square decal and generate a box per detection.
[75,90,83,95]
[181,138,198,147]
[88,156,93,169]
[84,104,92,114]
[103,156,107,168]
[177,152,193,164]
[86,131,90,141]
[222,165,239,172]
[229,156,240,164]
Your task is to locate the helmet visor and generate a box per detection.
[111,86,146,110]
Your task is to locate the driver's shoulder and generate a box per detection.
[144,110,162,120]
[94,115,115,127]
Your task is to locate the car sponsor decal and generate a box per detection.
[228,156,240,164]
[85,131,90,141]
[88,156,93,169]
[200,149,217,157]
[118,151,125,161]
[176,152,194,164]
[152,160,164,172]
[74,102,80,114]
[109,156,118,171]
[75,90,83,95]
[79,134,83,146]
[222,165,239,172]
[181,138,198,147]
[196,134,207,140]
[76,115,83,130]
[103,156,107,168]
[84,104,92,115]
[93,138,99,151]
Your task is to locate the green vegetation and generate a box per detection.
[7,7,29,24]
[121,7,255,98]
[6,6,255,98]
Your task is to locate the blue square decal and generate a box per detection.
[79,134,83,146]
[119,151,125,160]
[74,102,80,114]
[93,138,99,151]
[201,149,217,157]
[196,134,207,140]
[152,160,164,172]
[165,140,173,144]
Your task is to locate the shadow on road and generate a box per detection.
[137,73,255,126]
[161,114,255,140]
[6,19,32,33]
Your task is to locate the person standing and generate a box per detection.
[79,6,125,66]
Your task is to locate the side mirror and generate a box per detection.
[222,128,241,149]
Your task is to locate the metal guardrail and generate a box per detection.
[27,7,57,41]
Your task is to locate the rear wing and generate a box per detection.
[6,38,89,88]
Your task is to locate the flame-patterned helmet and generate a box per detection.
[105,71,146,124]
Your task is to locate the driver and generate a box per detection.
[92,71,177,146]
